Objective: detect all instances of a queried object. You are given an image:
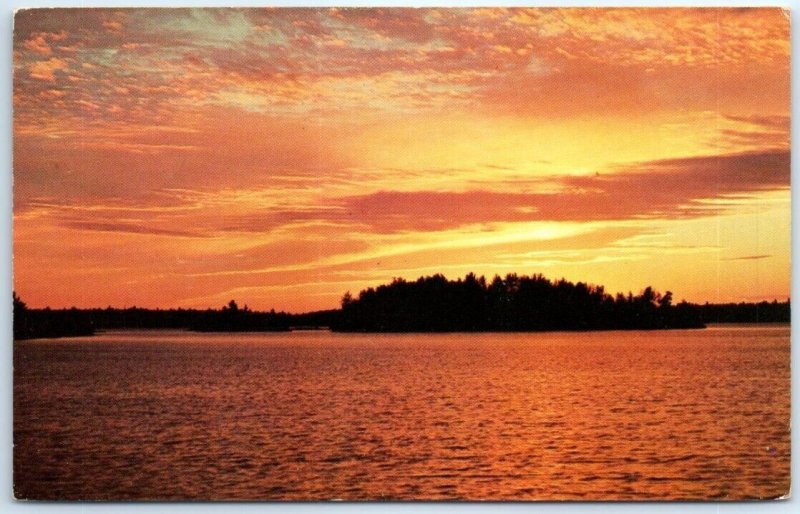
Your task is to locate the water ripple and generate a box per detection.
[14,327,790,500]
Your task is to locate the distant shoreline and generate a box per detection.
[14,322,793,344]
[13,272,790,340]
[705,321,791,327]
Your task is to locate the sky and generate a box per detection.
[12,7,790,312]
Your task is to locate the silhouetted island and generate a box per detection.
[12,274,790,339]
[331,273,708,332]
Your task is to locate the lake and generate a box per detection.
[13,326,790,500]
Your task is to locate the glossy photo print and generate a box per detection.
[12,7,790,500]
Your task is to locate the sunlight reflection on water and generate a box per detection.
[13,326,790,500]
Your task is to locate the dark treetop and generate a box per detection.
[331,273,708,332]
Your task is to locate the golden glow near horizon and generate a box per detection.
[13,8,790,312]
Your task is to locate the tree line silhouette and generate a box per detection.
[12,273,790,340]
[189,300,291,332]
[11,295,314,340]
[13,293,95,340]
[331,273,709,332]
[697,300,790,324]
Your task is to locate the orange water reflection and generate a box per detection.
[13,326,790,500]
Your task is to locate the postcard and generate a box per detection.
[12,7,790,500]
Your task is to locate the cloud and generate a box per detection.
[16,147,787,244]
[27,57,68,81]
[719,129,788,149]
[716,114,789,149]
[12,104,360,214]
[722,254,772,261]
[23,33,53,55]
[505,8,789,69]
[339,150,789,232]
[102,20,123,33]
[13,8,789,124]
[60,221,210,238]
[723,114,790,131]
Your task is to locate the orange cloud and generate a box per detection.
[336,149,788,232]
[27,57,68,81]
[23,34,52,55]
[14,8,789,124]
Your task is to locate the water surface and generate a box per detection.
[14,326,790,500]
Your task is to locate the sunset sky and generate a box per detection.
[13,7,790,312]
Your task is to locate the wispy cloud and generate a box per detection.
[722,254,772,261]
[61,221,210,239]
[337,150,789,232]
